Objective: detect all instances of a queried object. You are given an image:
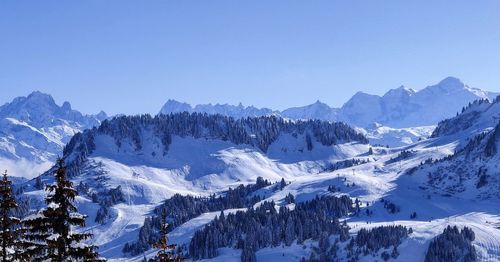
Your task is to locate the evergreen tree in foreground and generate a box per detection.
[149,210,183,262]
[0,171,22,262]
[21,159,105,261]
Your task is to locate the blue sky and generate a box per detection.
[1,1,500,115]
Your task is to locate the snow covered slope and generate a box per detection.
[359,123,435,147]
[409,96,500,199]
[0,91,107,178]
[431,96,500,138]
[17,113,371,260]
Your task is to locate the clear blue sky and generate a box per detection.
[1,1,500,115]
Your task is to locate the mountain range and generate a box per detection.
[160,77,498,147]
[3,77,500,261]
[160,77,498,128]
[1,77,497,178]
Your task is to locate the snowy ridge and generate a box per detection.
[410,120,500,199]
[432,95,500,138]
[159,100,276,119]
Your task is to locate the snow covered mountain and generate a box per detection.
[159,77,499,127]
[339,77,498,128]
[0,91,107,178]
[159,77,499,146]
[280,100,339,121]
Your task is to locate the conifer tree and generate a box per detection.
[0,171,22,262]
[21,159,105,261]
[149,211,183,262]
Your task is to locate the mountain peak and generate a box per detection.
[95,110,108,121]
[437,76,465,89]
[159,99,192,114]
[383,85,416,98]
[25,91,57,107]
[62,101,72,111]
[311,100,329,107]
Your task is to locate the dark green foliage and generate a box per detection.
[20,159,104,261]
[0,171,22,262]
[279,178,287,190]
[425,226,476,262]
[305,133,313,151]
[354,225,410,252]
[285,193,295,204]
[241,243,256,262]
[189,195,354,260]
[484,121,499,157]
[344,225,411,261]
[385,150,415,165]
[324,158,369,172]
[381,199,400,214]
[95,206,110,225]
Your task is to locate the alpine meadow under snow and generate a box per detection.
[1,77,500,262]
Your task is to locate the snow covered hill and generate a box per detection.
[16,113,372,259]
[0,91,107,178]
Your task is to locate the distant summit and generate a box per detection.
[159,100,276,118]
[0,91,107,127]
[0,91,108,177]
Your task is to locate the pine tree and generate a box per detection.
[20,159,105,261]
[149,210,183,262]
[279,178,286,190]
[0,171,22,262]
